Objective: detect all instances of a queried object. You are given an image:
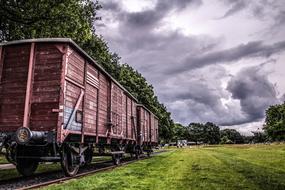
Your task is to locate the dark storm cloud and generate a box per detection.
[219,0,246,19]
[125,0,202,27]
[220,0,285,34]
[219,0,270,19]
[101,1,120,11]
[165,40,285,74]
[273,10,285,28]
[100,0,202,30]
[227,64,279,123]
[158,65,250,126]
[96,0,285,129]
[98,0,219,73]
[161,64,275,127]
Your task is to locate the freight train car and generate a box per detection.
[137,105,159,155]
[0,38,159,177]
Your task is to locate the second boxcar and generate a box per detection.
[137,105,159,155]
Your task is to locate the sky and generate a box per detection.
[95,0,285,135]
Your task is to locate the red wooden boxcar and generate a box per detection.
[137,105,159,148]
[0,38,159,176]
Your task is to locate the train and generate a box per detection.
[0,38,159,177]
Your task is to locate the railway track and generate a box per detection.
[0,150,166,190]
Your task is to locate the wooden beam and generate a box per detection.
[0,47,3,83]
[23,43,35,128]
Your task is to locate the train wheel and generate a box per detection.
[135,145,141,159]
[147,151,151,157]
[84,148,93,165]
[135,152,140,159]
[16,159,38,177]
[112,155,121,165]
[130,153,134,158]
[61,146,79,177]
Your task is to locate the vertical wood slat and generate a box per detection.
[95,72,100,143]
[81,60,87,143]
[23,43,35,128]
[130,100,133,139]
[109,82,112,124]
[149,114,151,142]
[57,45,68,142]
[0,47,3,83]
[126,96,128,138]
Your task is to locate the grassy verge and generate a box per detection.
[0,155,8,164]
[43,144,285,190]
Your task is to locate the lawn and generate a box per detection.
[43,144,285,190]
[0,155,8,164]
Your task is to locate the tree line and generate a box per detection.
[171,101,285,144]
[171,122,244,145]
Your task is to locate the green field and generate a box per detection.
[44,144,285,190]
[0,155,8,164]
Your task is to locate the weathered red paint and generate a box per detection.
[137,105,159,144]
[0,44,30,131]
[0,47,3,83]
[23,43,35,128]
[0,39,159,145]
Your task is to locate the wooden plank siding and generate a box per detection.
[154,117,159,143]
[97,72,109,136]
[137,106,159,144]
[0,39,155,145]
[0,44,30,131]
[83,64,99,134]
[63,49,86,132]
[30,44,62,131]
[127,97,132,139]
[0,43,63,132]
[122,93,127,138]
[110,82,123,137]
[150,114,155,142]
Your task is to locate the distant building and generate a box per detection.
[177,140,188,147]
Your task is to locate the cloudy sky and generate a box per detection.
[95,0,285,135]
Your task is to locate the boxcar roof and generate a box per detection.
[0,38,138,101]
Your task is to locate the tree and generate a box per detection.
[220,129,244,144]
[220,136,232,144]
[251,131,267,143]
[188,123,204,144]
[172,123,188,141]
[0,0,101,43]
[264,103,285,141]
[82,35,122,79]
[187,122,220,144]
[204,122,220,144]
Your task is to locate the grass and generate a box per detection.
[43,144,285,190]
[0,155,8,164]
